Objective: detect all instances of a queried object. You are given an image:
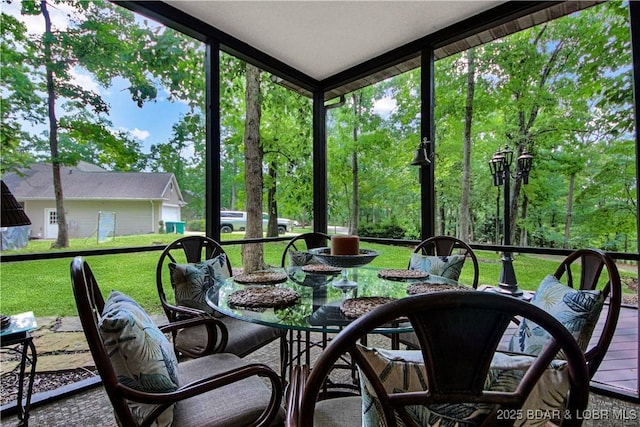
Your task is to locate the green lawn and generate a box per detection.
[0,232,632,317]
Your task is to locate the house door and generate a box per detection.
[45,208,58,239]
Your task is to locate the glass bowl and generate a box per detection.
[308,247,379,268]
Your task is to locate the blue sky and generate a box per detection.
[4,1,189,155]
[103,77,190,152]
[4,1,396,157]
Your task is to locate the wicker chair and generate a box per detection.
[280,232,330,267]
[286,291,589,427]
[156,236,286,364]
[409,235,479,288]
[399,235,479,349]
[71,256,284,427]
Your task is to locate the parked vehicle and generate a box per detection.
[220,211,294,234]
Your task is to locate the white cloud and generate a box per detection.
[4,0,73,35]
[130,128,150,141]
[69,68,101,94]
[374,97,396,118]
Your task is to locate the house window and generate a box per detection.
[48,210,58,225]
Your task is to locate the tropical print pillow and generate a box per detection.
[409,253,466,280]
[489,352,570,427]
[509,275,604,356]
[357,345,570,427]
[99,291,179,427]
[169,253,230,312]
[357,346,494,427]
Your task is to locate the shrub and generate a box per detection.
[187,219,205,231]
[358,222,406,239]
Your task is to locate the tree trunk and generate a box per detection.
[349,94,360,235]
[459,50,476,242]
[42,0,68,249]
[231,160,238,209]
[564,173,575,249]
[242,63,266,273]
[508,143,527,245]
[495,189,501,244]
[520,194,529,246]
[267,162,278,237]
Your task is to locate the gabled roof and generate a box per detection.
[3,162,183,202]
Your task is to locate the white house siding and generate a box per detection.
[72,200,156,238]
[22,200,47,239]
[24,200,159,239]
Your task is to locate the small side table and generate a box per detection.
[1,312,38,426]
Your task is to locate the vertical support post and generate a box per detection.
[627,0,640,397]
[313,90,327,233]
[420,48,436,240]
[205,41,222,241]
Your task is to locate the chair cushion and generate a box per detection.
[288,249,319,266]
[409,253,466,280]
[169,254,230,312]
[99,291,179,427]
[175,315,284,357]
[174,353,286,427]
[509,275,604,355]
[314,396,362,426]
[357,345,570,427]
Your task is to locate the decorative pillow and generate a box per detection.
[357,345,571,427]
[357,345,493,426]
[489,351,570,427]
[169,253,230,312]
[100,291,179,427]
[288,250,319,266]
[509,275,604,356]
[409,253,466,280]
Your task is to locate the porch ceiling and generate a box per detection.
[159,1,600,99]
[164,0,505,81]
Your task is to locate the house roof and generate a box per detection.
[3,162,183,202]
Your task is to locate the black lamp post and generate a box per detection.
[488,145,533,296]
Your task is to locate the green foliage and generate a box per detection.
[187,219,205,232]
[358,222,406,239]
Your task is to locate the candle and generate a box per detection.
[331,235,360,255]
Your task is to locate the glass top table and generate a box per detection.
[205,266,462,334]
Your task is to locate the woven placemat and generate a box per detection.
[233,271,288,285]
[0,314,11,331]
[377,269,429,281]
[228,287,299,309]
[406,282,469,295]
[301,264,343,274]
[340,296,398,319]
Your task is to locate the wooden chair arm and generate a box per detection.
[115,363,283,427]
[286,365,311,427]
